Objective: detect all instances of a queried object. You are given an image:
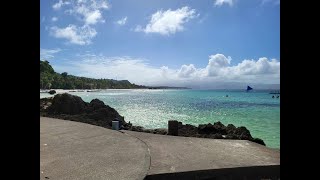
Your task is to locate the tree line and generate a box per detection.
[40,60,146,89]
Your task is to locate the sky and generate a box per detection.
[40,0,280,89]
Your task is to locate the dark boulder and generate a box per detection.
[48,90,56,95]
[226,124,237,134]
[225,134,240,139]
[40,97,53,111]
[251,138,266,146]
[45,93,127,129]
[234,126,252,140]
[212,133,223,139]
[88,99,106,111]
[213,121,227,135]
[122,121,132,130]
[198,123,217,134]
[48,93,86,115]
[130,126,145,132]
[152,128,168,135]
[197,122,227,135]
[178,123,198,137]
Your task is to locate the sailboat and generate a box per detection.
[246,86,253,92]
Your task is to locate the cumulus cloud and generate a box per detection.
[57,53,280,88]
[84,10,103,24]
[205,54,232,76]
[51,17,58,22]
[178,64,197,78]
[214,0,234,7]
[116,17,127,25]
[233,57,280,75]
[40,48,61,59]
[50,0,109,45]
[62,0,109,25]
[50,25,97,45]
[52,0,108,24]
[135,6,197,35]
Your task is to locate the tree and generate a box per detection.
[40,60,54,74]
[39,61,143,89]
[61,72,68,78]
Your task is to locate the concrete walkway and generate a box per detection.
[40,117,280,180]
[40,117,150,180]
[122,130,280,179]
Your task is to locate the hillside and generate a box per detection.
[40,60,146,89]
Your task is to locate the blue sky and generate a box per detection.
[40,0,280,89]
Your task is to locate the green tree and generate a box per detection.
[61,72,68,78]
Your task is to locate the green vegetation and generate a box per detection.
[40,60,146,89]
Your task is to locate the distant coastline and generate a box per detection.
[40,87,190,93]
[41,60,190,90]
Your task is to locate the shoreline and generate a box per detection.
[40,93,267,147]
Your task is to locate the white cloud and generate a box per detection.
[62,0,109,25]
[135,6,197,35]
[57,53,279,88]
[53,0,71,10]
[233,57,280,75]
[84,10,102,25]
[40,48,61,60]
[51,17,58,22]
[116,17,127,25]
[205,54,232,76]
[178,64,197,78]
[50,1,109,45]
[214,0,234,7]
[50,25,97,45]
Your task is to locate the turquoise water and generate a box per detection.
[40,89,280,149]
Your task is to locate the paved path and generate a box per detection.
[40,117,150,180]
[40,117,280,180]
[121,130,280,176]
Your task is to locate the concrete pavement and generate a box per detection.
[121,130,280,176]
[40,117,150,180]
[40,117,280,180]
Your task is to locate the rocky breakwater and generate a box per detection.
[41,93,128,129]
[40,93,265,146]
[177,121,265,146]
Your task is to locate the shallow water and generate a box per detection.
[40,89,280,149]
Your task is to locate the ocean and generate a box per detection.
[40,89,280,149]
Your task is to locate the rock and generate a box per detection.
[251,138,266,146]
[198,123,217,134]
[225,134,240,139]
[197,122,227,135]
[143,129,153,133]
[40,97,53,111]
[212,133,223,139]
[122,121,132,130]
[213,121,227,135]
[48,93,86,115]
[45,93,127,129]
[152,128,168,135]
[234,126,252,140]
[130,126,145,132]
[48,90,56,95]
[88,99,106,111]
[178,123,198,137]
[226,124,237,134]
